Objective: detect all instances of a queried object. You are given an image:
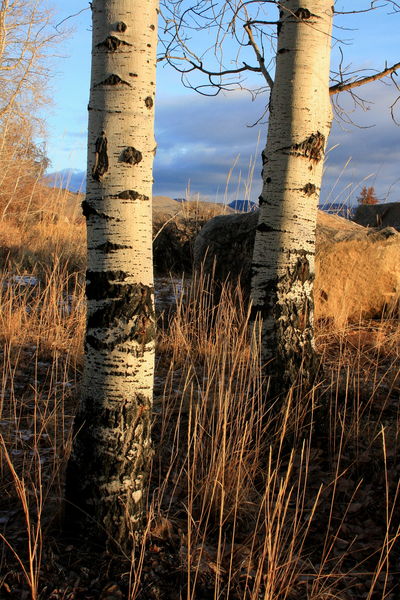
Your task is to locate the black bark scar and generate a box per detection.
[295,8,312,19]
[86,280,156,349]
[117,190,149,201]
[94,242,133,253]
[94,74,131,87]
[261,148,269,177]
[303,183,316,196]
[256,223,287,233]
[120,147,142,165]
[277,9,284,35]
[258,195,271,206]
[92,132,109,181]
[86,270,128,300]
[97,36,132,51]
[261,149,268,165]
[292,253,312,285]
[82,200,117,221]
[283,132,325,163]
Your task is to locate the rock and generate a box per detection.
[193,209,363,286]
[194,210,400,324]
[193,210,259,285]
[316,225,400,325]
[353,202,400,230]
[152,197,231,273]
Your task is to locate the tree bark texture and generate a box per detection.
[251,1,333,390]
[66,0,158,548]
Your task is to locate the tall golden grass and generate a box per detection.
[0,177,399,599]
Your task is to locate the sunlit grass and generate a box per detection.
[0,183,399,599]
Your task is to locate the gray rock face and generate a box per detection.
[194,209,400,324]
[193,211,258,287]
[152,199,232,273]
[193,209,365,289]
[353,202,400,230]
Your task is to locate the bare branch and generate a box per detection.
[334,4,386,15]
[334,0,400,14]
[160,0,399,119]
[243,22,274,89]
[389,70,400,123]
[0,0,67,132]
[245,19,278,25]
[159,52,260,75]
[158,0,278,96]
[329,61,400,95]
[55,7,91,32]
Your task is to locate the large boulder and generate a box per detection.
[353,202,400,230]
[194,210,400,324]
[194,210,258,281]
[152,197,231,273]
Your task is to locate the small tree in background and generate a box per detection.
[0,122,52,221]
[0,0,66,222]
[0,0,60,132]
[357,186,380,205]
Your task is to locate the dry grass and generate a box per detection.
[0,289,83,598]
[0,183,399,599]
[0,218,85,278]
[152,275,400,600]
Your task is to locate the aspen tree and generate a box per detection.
[250,1,333,389]
[160,0,399,394]
[66,0,158,548]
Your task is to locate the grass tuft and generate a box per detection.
[0,183,399,599]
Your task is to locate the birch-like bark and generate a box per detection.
[66,0,158,548]
[251,1,333,390]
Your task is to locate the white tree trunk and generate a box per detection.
[251,1,333,390]
[66,0,158,548]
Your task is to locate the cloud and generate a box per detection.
[48,83,400,206]
[323,82,400,204]
[154,91,267,200]
[154,85,400,204]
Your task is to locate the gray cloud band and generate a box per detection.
[51,85,400,204]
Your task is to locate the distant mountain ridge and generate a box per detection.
[319,202,355,220]
[228,200,257,212]
[44,173,355,221]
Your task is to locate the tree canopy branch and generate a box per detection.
[329,61,400,95]
[243,23,274,89]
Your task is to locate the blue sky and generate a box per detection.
[46,1,400,205]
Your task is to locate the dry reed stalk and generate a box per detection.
[0,178,399,598]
